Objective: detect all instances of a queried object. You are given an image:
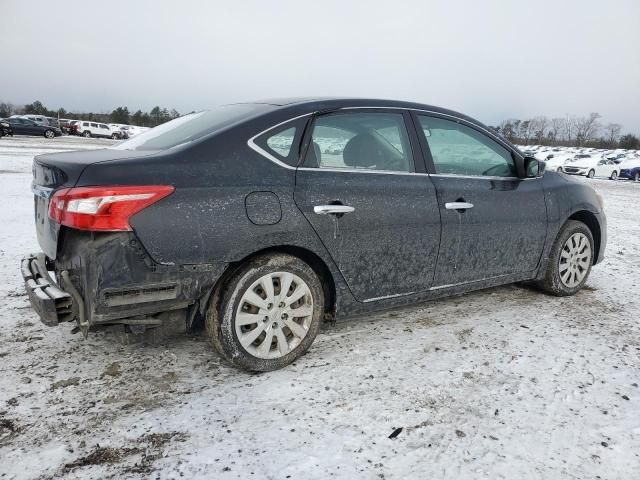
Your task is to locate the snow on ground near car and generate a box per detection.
[0,137,639,479]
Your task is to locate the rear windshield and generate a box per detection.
[111,104,272,151]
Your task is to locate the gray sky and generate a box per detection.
[2,0,639,131]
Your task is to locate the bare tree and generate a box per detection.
[604,123,622,145]
[574,112,601,146]
[531,116,549,144]
[548,117,564,143]
[519,119,536,145]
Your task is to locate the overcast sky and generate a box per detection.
[2,0,639,131]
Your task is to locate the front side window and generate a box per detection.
[91,123,98,128]
[418,115,516,177]
[303,112,413,173]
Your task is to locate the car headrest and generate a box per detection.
[343,133,380,168]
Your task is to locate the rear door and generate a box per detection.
[414,113,547,286]
[293,109,441,302]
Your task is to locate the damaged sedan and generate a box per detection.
[22,98,606,371]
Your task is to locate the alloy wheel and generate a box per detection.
[558,232,591,288]
[235,271,314,359]
[610,171,617,180]
[45,130,54,139]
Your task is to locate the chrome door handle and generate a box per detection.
[445,202,474,210]
[314,205,355,215]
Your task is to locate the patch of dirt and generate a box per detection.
[63,446,142,471]
[0,417,22,445]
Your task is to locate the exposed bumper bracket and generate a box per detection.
[21,253,74,326]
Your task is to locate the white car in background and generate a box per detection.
[564,155,620,179]
[123,125,150,137]
[78,121,124,139]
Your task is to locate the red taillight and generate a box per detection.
[48,185,174,232]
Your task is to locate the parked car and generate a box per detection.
[563,155,598,176]
[78,121,123,139]
[58,119,74,133]
[0,118,13,137]
[589,159,621,180]
[22,98,606,372]
[67,120,83,135]
[619,163,640,181]
[6,117,62,138]
[11,114,48,126]
[108,124,129,139]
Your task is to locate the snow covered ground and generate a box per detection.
[1,136,639,479]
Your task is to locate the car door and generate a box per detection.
[414,113,547,286]
[293,109,441,302]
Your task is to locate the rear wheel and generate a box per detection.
[206,253,324,371]
[587,169,595,178]
[83,130,91,138]
[111,133,118,140]
[610,171,618,180]
[537,220,594,296]
[44,129,55,139]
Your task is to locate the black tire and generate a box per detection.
[83,130,91,138]
[536,220,594,296]
[556,167,563,173]
[587,169,595,178]
[610,171,618,180]
[635,172,640,182]
[111,133,118,140]
[44,129,55,139]
[206,253,324,372]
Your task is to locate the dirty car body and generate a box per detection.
[22,98,606,366]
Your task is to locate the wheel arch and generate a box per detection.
[567,210,602,263]
[195,245,337,330]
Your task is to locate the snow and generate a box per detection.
[1,136,640,479]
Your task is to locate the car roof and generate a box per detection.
[238,97,479,123]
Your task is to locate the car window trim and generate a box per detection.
[247,106,524,177]
[298,107,423,174]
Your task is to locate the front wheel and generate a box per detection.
[206,253,324,371]
[587,169,595,178]
[556,167,563,173]
[610,171,618,180]
[44,130,55,139]
[537,220,594,296]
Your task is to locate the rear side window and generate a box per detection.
[252,117,308,167]
[112,104,273,151]
[417,115,516,178]
[303,112,414,173]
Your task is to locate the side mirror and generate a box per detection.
[524,156,545,178]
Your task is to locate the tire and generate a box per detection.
[44,129,55,139]
[587,169,595,178]
[556,167,563,173]
[536,220,594,296]
[83,130,91,138]
[610,171,618,180]
[111,133,118,140]
[635,172,640,182]
[206,253,324,371]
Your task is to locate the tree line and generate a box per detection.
[490,113,639,150]
[2,100,638,149]
[0,100,184,128]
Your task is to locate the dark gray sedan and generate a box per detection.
[22,98,606,371]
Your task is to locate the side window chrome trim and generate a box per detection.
[246,113,313,170]
[297,167,430,176]
[429,173,537,181]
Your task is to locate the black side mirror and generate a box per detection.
[524,156,545,178]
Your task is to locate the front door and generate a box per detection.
[414,113,547,287]
[294,110,441,302]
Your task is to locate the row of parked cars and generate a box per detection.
[520,145,640,182]
[0,114,149,140]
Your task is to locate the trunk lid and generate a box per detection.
[32,149,157,259]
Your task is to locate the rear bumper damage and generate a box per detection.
[21,231,228,333]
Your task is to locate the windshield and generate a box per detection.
[111,104,272,151]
